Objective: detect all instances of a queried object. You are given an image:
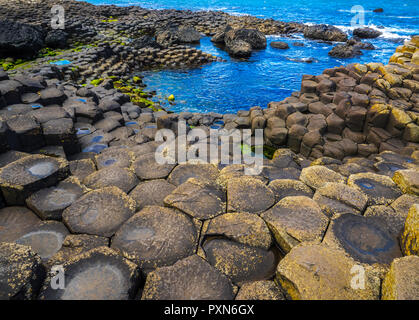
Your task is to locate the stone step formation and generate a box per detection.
[0,0,418,301]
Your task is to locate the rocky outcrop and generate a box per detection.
[303,24,348,42]
[0,20,44,57]
[353,27,382,39]
[212,26,267,58]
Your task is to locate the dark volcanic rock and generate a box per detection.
[225,28,267,50]
[323,214,402,265]
[142,255,234,300]
[226,40,252,58]
[39,247,141,300]
[0,20,44,57]
[270,41,289,49]
[328,43,362,58]
[45,30,68,48]
[304,24,348,42]
[111,206,198,272]
[353,27,382,39]
[0,242,45,300]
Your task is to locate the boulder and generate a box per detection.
[329,43,362,58]
[353,27,382,39]
[44,30,68,48]
[225,28,267,50]
[0,20,44,57]
[226,40,252,58]
[304,24,348,42]
[270,41,289,49]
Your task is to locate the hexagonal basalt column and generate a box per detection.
[62,187,136,238]
[323,213,402,265]
[0,155,69,205]
[111,206,198,272]
[142,255,234,300]
[0,242,45,300]
[6,115,45,152]
[39,247,141,300]
[347,172,402,206]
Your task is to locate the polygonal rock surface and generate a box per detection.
[129,179,176,210]
[217,164,266,188]
[268,179,314,202]
[0,242,45,300]
[69,159,96,181]
[401,204,419,256]
[0,206,41,242]
[164,178,226,220]
[62,187,136,237]
[202,239,277,284]
[392,169,419,196]
[227,177,275,213]
[14,221,69,261]
[39,247,141,300]
[95,148,134,169]
[133,153,176,180]
[167,163,219,186]
[382,256,419,300]
[47,234,109,269]
[348,172,402,205]
[235,280,285,300]
[142,255,234,300]
[111,206,198,271]
[202,212,272,250]
[26,177,85,220]
[261,196,329,253]
[323,214,402,265]
[276,243,381,300]
[364,205,406,236]
[313,182,368,217]
[0,155,69,205]
[300,165,345,190]
[83,166,139,193]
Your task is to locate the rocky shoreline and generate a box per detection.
[0,0,418,300]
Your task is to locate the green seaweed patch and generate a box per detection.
[38,47,63,58]
[252,144,277,159]
[0,58,32,71]
[90,78,104,86]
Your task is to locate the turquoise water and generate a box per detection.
[83,0,419,113]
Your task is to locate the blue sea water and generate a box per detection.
[83,0,419,113]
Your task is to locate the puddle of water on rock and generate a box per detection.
[61,264,124,300]
[82,208,99,225]
[91,135,103,143]
[76,128,91,135]
[47,188,78,208]
[15,231,64,259]
[27,161,56,178]
[125,121,138,126]
[123,227,155,242]
[103,159,117,166]
[82,144,108,154]
[50,60,71,66]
